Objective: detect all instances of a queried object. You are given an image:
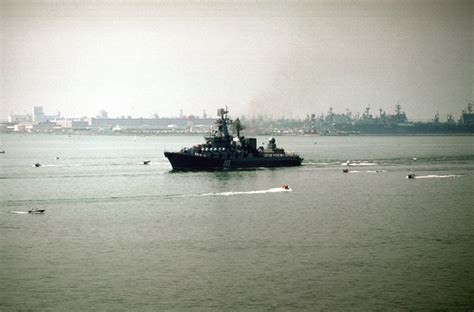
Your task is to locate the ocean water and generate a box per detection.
[0,134,473,311]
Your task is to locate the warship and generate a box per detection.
[164,108,303,170]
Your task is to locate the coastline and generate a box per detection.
[1,131,473,137]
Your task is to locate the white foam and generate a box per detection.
[304,162,329,165]
[199,187,292,197]
[351,162,377,166]
[342,161,377,166]
[10,211,28,214]
[413,174,463,179]
[344,169,385,174]
[40,164,83,167]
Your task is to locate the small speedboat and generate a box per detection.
[407,173,416,179]
[342,168,349,173]
[33,163,41,167]
[143,160,151,165]
[28,209,45,214]
[281,184,290,190]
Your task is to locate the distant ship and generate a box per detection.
[164,108,303,170]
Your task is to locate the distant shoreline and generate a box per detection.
[1,131,473,137]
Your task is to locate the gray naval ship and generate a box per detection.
[164,108,303,170]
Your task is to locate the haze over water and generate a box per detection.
[2,1,473,119]
[0,134,473,310]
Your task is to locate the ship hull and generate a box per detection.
[164,152,302,171]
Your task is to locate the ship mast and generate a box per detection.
[216,108,231,139]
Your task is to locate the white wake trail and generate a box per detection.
[199,187,292,197]
[411,174,463,179]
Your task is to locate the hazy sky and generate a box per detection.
[1,0,473,120]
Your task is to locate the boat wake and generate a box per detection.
[354,162,378,166]
[348,170,386,173]
[2,188,292,208]
[342,160,378,166]
[198,187,292,197]
[33,162,169,168]
[10,211,28,214]
[303,162,333,166]
[147,161,169,165]
[40,164,83,167]
[408,174,463,179]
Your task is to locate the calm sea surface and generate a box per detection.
[1,134,473,311]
